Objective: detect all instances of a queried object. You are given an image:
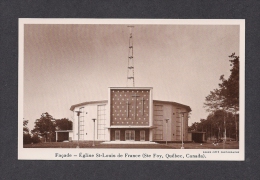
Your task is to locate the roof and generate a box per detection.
[188,131,206,134]
[109,87,153,90]
[153,100,192,112]
[70,100,108,111]
[55,130,73,132]
[70,99,191,112]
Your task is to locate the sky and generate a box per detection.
[22,21,240,131]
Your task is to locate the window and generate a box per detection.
[79,107,84,140]
[153,105,163,140]
[97,104,106,140]
[140,130,145,141]
[115,130,120,141]
[125,130,135,141]
[176,108,181,141]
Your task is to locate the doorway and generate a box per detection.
[125,130,135,141]
[115,130,120,141]
[140,130,145,141]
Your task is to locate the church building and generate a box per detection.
[69,87,191,143]
[67,27,191,143]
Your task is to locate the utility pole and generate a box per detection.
[92,118,96,146]
[181,113,184,149]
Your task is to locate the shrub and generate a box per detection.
[23,134,32,144]
[31,134,41,144]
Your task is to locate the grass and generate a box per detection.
[24,141,239,149]
[170,141,239,149]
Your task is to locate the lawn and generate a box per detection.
[170,141,239,149]
[24,141,239,149]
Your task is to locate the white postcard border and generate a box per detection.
[18,18,245,161]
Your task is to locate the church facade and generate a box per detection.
[69,87,191,143]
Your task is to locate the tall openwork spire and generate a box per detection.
[126,26,135,87]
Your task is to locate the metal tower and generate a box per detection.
[126,26,135,87]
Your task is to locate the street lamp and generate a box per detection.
[165,119,169,145]
[179,112,186,149]
[75,110,82,148]
[92,118,96,146]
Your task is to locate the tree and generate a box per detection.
[189,110,237,141]
[219,53,239,111]
[23,119,31,144]
[204,53,239,112]
[190,119,207,132]
[23,119,29,134]
[203,53,239,141]
[55,118,73,130]
[31,134,41,144]
[204,88,224,113]
[219,53,239,141]
[31,112,56,142]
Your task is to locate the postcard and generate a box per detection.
[19,19,245,160]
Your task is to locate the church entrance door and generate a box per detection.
[125,130,135,141]
[115,130,120,141]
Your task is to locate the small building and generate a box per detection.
[69,87,191,143]
[189,131,206,143]
[55,130,73,142]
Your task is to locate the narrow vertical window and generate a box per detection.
[140,130,145,141]
[97,104,106,140]
[79,107,84,140]
[115,130,120,141]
